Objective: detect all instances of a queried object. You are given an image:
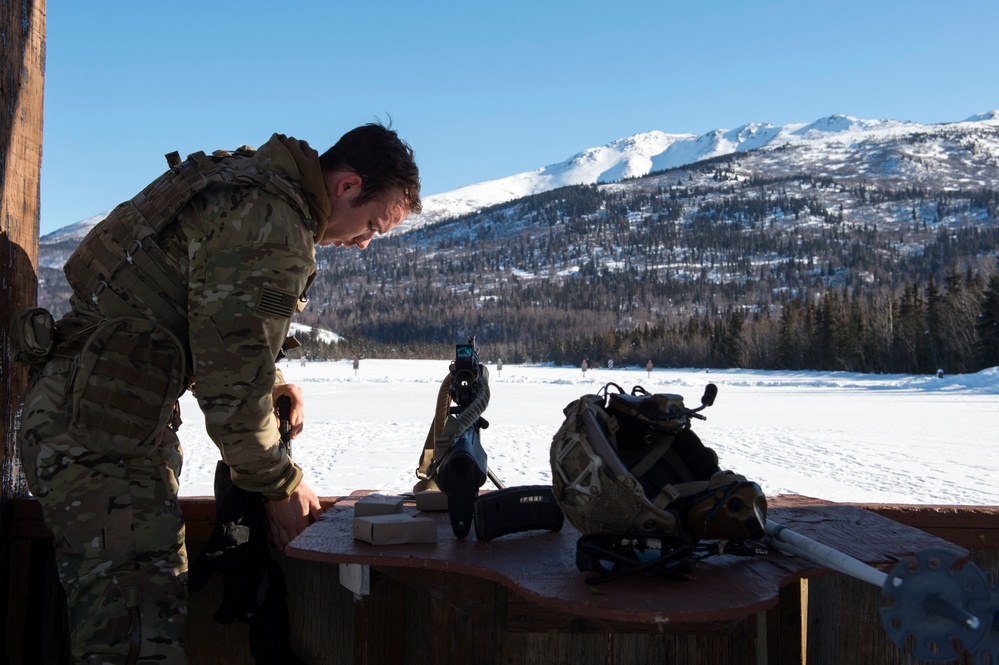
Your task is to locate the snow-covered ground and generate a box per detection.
[175,360,999,505]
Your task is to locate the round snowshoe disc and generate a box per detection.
[968,588,999,665]
[880,549,992,661]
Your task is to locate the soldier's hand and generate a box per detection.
[264,480,322,549]
[272,383,305,438]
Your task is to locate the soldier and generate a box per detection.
[16,123,421,663]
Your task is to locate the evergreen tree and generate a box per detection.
[978,270,999,368]
[924,276,944,373]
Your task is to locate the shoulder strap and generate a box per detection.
[415,374,454,492]
[63,150,310,331]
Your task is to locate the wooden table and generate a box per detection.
[7,493,978,665]
[285,493,968,664]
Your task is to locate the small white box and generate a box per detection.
[415,490,449,512]
[352,514,438,545]
[353,495,405,517]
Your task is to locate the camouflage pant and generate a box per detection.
[19,357,188,664]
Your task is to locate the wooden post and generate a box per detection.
[1,0,47,659]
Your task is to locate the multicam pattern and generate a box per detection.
[20,357,188,663]
[550,396,679,536]
[551,391,768,542]
[19,134,329,662]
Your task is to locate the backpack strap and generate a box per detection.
[64,149,312,333]
[626,434,675,478]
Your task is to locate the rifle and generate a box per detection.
[421,339,564,540]
[428,339,492,537]
[276,395,292,458]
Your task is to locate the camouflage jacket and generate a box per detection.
[63,134,331,499]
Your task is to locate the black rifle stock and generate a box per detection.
[433,424,488,538]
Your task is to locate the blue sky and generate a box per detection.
[40,0,999,235]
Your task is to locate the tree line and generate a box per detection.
[289,165,999,374]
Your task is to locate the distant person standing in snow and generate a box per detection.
[12,123,420,663]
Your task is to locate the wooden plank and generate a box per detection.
[8,495,339,541]
[282,556,354,665]
[288,496,966,627]
[186,543,357,664]
[861,504,999,551]
[9,494,997,664]
[369,565,770,664]
[368,567,501,665]
[1,3,47,663]
[767,580,805,665]
[603,621,764,665]
[805,574,909,665]
[353,567,410,665]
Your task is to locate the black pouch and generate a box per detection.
[9,307,55,365]
[68,317,186,458]
[606,388,688,453]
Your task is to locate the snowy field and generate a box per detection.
[175,360,999,506]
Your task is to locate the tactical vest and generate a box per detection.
[63,147,318,336]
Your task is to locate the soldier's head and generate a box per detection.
[318,123,421,250]
[319,122,421,214]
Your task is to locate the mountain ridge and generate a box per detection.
[34,109,999,373]
[41,110,999,253]
[404,111,999,227]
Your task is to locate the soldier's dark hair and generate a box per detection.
[319,122,422,213]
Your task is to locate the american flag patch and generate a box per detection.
[255,286,297,319]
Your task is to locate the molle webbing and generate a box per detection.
[63,150,307,331]
[70,317,186,447]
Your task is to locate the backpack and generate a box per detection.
[550,382,766,542]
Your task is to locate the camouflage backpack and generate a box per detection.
[550,382,767,543]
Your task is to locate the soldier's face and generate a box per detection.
[321,179,409,249]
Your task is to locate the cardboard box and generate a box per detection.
[415,490,449,512]
[352,514,438,545]
[353,495,405,517]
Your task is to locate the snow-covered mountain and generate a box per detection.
[404,111,999,228]
[35,109,999,365]
[37,210,114,269]
[39,110,999,254]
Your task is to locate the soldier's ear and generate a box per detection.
[337,173,363,197]
[326,171,363,203]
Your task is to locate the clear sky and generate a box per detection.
[39,0,999,235]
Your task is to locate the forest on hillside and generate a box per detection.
[288,162,999,374]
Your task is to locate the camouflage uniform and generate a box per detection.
[19,134,331,664]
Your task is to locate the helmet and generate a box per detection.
[550,384,766,543]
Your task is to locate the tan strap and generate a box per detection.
[416,375,453,482]
[654,470,749,509]
[414,366,492,488]
[627,433,675,478]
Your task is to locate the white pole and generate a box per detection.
[765,520,889,588]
